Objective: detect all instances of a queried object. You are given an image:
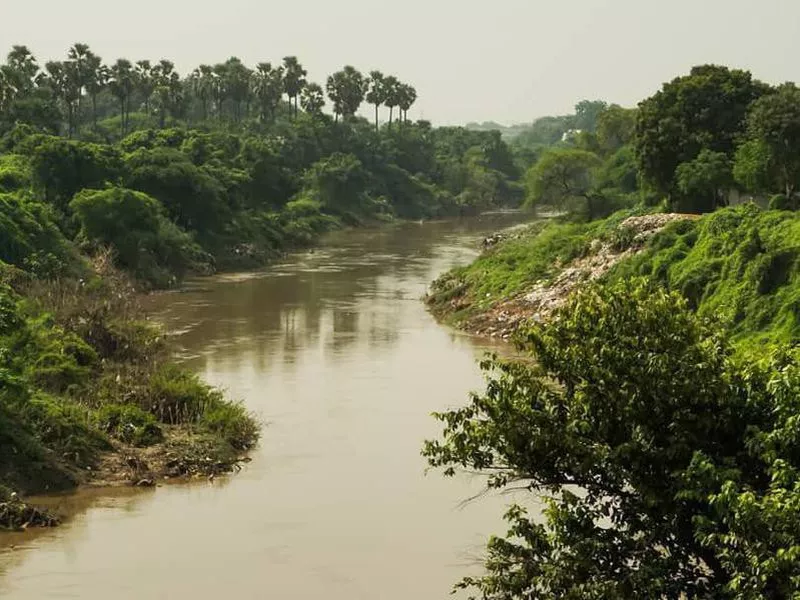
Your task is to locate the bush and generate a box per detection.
[201,402,259,451]
[0,192,81,278]
[147,365,222,424]
[70,187,213,286]
[96,404,164,447]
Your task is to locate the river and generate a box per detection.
[0,213,532,600]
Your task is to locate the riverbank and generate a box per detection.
[0,253,259,518]
[427,204,800,348]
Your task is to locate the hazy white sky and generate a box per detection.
[2,0,798,125]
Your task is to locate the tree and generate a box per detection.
[424,280,800,598]
[573,99,608,132]
[190,64,214,121]
[282,56,307,120]
[109,59,134,135]
[124,147,229,235]
[635,65,768,197]
[5,46,39,96]
[383,75,400,126]
[326,66,367,122]
[365,71,387,131]
[525,148,602,219]
[596,105,637,154]
[84,52,107,130]
[135,60,155,114]
[70,187,207,284]
[397,83,417,124]
[26,136,125,210]
[300,83,325,118]
[252,62,284,123]
[67,43,91,127]
[222,57,252,123]
[675,149,733,213]
[43,61,70,133]
[302,152,372,219]
[738,85,800,198]
[151,60,182,128]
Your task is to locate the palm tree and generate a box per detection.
[383,76,400,127]
[67,43,92,127]
[212,63,229,119]
[109,59,134,135]
[152,60,180,128]
[84,53,108,130]
[300,83,325,118]
[135,60,155,114]
[6,45,39,94]
[366,71,387,132]
[252,62,284,123]
[223,57,252,123]
[326,66,367,122]
[397,83,417,124]
[282,56,307,119]
[191,65,215,121]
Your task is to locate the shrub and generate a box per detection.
[70,187,212,286]
[96,404,164,447]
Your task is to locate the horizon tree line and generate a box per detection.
[0,44,418,137]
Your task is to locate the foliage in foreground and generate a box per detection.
[424,281,800,598]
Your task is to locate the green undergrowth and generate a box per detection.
[0,264,259,495]
[607,203,800,348]
[426,209,647,321]
[429,203,800,352]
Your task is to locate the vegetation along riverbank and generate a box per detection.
[0,44,524,523]
[425,65,800,597]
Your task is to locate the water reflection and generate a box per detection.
[0,212,534,600]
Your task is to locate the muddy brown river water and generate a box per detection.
[0,213,535,599]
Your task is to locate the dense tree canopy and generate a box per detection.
[0,44,520,285]
[635,65,768,209]
[425,280,800,598]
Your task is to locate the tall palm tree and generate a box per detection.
[152,60,179,128]
[191,65,215,121]
[67,43,92,127]
[383,76,400,127]
[212,63,229,119]
[366,71,387,132]
[397,83,417,124]
[109,59,134,135]
[223,57,252,123]
[135,60,155,114]
[282,56,307,119]
[252,62,284,123]
[326,66,367,121]
[84,52,107,130]
[6,45,39,94]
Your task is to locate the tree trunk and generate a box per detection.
[67,103,75,139]
[76,94,82,133]
[374,104,379,132]
[389,106,393,128]
[92,95,97,130]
